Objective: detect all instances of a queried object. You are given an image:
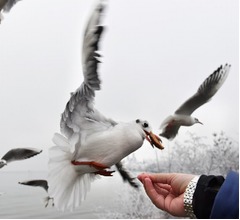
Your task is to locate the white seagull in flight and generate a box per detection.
[0,0,21,22]
[19,179,54,207]
[159,64,231,140]
[0,147,42,168]
[47,1,163,211]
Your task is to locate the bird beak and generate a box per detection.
[198,121,203,125]
[144,131,164,150]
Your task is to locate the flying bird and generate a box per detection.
[0,147,42,168]
[18,179,54,207]
[47,1,163,211]
[159,64,231,140]
[0,0,21,22]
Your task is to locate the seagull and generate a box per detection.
[47,1,163,211]
[0,0,21,23]
[159,64,231,140]
[18,179,54,207]
[0,147,42,168]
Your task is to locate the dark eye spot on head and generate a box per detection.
[136,119,140,123]
[143,122,148,128]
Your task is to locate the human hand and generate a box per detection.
[137,173,196,217]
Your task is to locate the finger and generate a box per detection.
[137,173,151,183]
[138,173,172,190]
[154,183,172,192]
[143,177,166,210]
[140,176,172,197]
[147,173,176,185]
[153,184,170,198]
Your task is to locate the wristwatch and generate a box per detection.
[184,176,200,218]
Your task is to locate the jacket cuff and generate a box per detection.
[192,174,225,218]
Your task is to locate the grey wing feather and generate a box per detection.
[60,2,116,139]
[0,0,7,11]
[2,0,21,12]
[82,1,105,86]
[19,179,48,192]
[1,148,42,163]
[115,161,139,188]
[159,120,181,140]
[175,64,230,115]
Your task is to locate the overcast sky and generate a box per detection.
[0,0,238,171]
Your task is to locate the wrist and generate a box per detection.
[183,176,200,218]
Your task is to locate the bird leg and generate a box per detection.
[71,160,108,169]
[71,160,115,176]
[95,170,115,176]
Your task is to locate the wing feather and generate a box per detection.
[2,0,21,12]
[115,162,139,188]
[159,116,181,140]
[60,2,117,146]
[19,179,48,192]
[175,64,230,115]
[1,148,42,163]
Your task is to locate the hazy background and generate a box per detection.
[0,0,238,172]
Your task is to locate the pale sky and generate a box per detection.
[0,0,238,171]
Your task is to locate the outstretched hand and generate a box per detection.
[137,173,196,217]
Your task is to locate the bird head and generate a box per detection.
[136,119,164,150]
[194,118,203,125]
[0,159,7,169]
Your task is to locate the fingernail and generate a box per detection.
[137,175,143,182]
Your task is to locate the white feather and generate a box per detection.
[48,133,98,211]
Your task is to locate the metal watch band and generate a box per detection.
[183,176,200,218]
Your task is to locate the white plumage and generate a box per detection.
[159,64,231,140]
[47,1,163,211]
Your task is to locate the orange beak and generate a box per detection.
[144,131,164,150]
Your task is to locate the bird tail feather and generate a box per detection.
[48,133,97,211]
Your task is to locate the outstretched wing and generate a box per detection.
[19,179,48,192]
[175,64,230,115]
[60,1,117,148]
[1,148,42,163]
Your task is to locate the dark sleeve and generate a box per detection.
[192,174,225,218]
[210,171,239,219]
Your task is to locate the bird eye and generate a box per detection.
[143,122,148,128]
[136,119,140,123]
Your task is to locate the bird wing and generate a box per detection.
[115,161,139,188]
[2,0,21,12]
[0,0,7,11]
[175,64,230,115]
[60,1,117,149]
[159,116,181,140]
[1,148,42,163]
[18,179,48,192]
